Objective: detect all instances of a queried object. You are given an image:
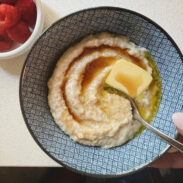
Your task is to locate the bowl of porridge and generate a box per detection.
[20,7,183,177]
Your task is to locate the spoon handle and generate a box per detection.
[125,93,183,153]
[140,117,183,153]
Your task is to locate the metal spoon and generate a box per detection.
[126,94,183,153]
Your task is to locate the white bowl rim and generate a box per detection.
[0,0,43,59]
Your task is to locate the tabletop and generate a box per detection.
[0,0,183,167]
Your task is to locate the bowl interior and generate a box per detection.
[20,7,183,177]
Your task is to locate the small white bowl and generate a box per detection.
[0,0,44,60]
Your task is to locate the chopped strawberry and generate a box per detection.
[16,0,36,27]
[0,33,13,51]
[7,21,31,43]
[0,4,20,28]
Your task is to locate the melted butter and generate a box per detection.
[103,51,162,126]
[136,52,162,123]
[115,73,143,98]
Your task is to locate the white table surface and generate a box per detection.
[0,0,183,167]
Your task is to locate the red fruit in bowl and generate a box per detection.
[0,33,13,51]
[7,21,31,43]
[16,0,36,27]
[0,4,20,28]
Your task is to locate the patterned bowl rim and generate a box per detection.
[19,6,183,178]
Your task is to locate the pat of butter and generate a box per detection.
[105,59,152,98]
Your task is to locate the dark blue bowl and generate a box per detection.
[20,7,183,177]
